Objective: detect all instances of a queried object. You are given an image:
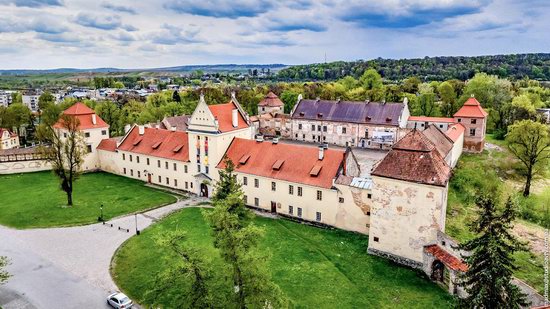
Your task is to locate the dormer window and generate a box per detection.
[152,141,162,149]
[317,113,323,118]
[386,117,392,122]
[239,154,250,165]
[310,165,322,177]
[366,116,372,121]
[272,159,284,170]
[299,112,305,116]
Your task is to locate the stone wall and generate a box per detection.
[0,159,51,174]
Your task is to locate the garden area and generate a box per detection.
[446,134,549,294]
[0,171,177,229]
[112,207,456,308]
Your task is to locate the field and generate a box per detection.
[111,207,456,308]
[0,171,177,229]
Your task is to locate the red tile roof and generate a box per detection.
[218,138,345,189]
[118,126,189,162]
[0,128,17,138]
[423,125,453,158]
[53,102,109,130]
[445,123,465,142]
[97,137,120,152]
[408,116,455,123]
[424,245,468,272]
[454,97,488,118]
[208,101,249,133]
[258,92,284,107]
[372,130,452,187]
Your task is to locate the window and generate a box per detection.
[84,132,90,138]
[136,156,140,163]
[297,207,302,218]
[439,125,443,128]
[254,198,259,207]
[157,160,161,168]
[129,155,133,162]
[457,118,461,123]
[197,164,201,173]
[367,211,371,216]
[271,182,276,191]
[289,185,294,195]
[298,123,302,130]
[130,169,133,176]
[254,178,259,188]
[339,197,344,203]
[190,182,193,188]
[342,127,347,134]
[165,161,169,169]
[174,179,178,187]
[63,133,67,138]
[323,126,327,132]
[289,205,294,215]
[302,134,305,139]
[123,168,126,174]
[243,195,248,204]
[471,119,477,124]
[137,171,141,177]
[316,190,322,201]
[295,134,298,138]
[243,176,248,186]
[147,158,150,165]
[298,187,302,196]
[317,125,321,131]
[164,177,168,185]
[184,165,188,173]
[173,163,177,171]
[122,153,125,160]
[367,193,372,199]
[373,237,379,242]
[470,128,476,136]
[312,124,315,131]
[316,212,321,222]
[86,145,92,153]
[185,182,188,189]
[205,166,209,174]
[101,130,107,135]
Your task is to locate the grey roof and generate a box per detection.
[292,99,404,126]
[162,115,190,131]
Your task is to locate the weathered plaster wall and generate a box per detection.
[0,159,51,174]
[368,176,448,264]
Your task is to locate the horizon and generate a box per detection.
[0,0,549,70]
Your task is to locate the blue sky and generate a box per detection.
[0,0,548,69]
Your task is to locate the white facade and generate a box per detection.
[22,95,40,112]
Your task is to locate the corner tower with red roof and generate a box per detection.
[54,102,110,170]
[453,96,488,153]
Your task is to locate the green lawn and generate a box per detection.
[112,207,456,308]
[0,171,177,229]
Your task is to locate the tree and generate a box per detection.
[146,230,214,308]
[416,83,437,116]
[172,90,182,103]
[438,81,457,117]
[0,256,10,285]
[506,94,537,124]
[95,101,121,135]
[6,103,31,135]
[38,114,86,206]
[204,158,287,308]
[113,81,125,89]
[360,69,385,101]
[38,91,55,110]
[458,195,528,308]
[506,120,550,196]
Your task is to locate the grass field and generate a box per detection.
[446,134,547,293]
[112,207,456,308]
[0,171,177,229]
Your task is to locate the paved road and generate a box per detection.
[0,196,206,309]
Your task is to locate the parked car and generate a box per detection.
[107,292,133,308]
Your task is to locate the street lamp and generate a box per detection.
[99,204,104,222]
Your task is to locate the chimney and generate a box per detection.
[272,137,279,144]
[232,109,238,127]
[256,135,264,142]
[318,145,324,160]
[92,114,97,125]
[124,124,131,133]
[170,127,176,132]
[138,125,144,135]
[231,91,237,101]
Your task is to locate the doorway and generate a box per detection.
[147,173,151,183]
[270,201,277,213]
[431,260,444,282]
[200,183,208,198]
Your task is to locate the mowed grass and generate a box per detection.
[112,208,456,308]
[0,171,177,229]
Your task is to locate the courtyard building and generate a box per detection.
[0,128,19,150]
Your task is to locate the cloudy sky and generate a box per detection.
[0,0,548,69]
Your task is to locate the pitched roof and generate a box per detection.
[97,137,120,152]
[258,92,284,107]
[217,138,345,189]
[445,123,465,142]
[372,130,452,187]
[162,115,189,131]
[423,125,453,158]
[424,245,468,272]
[208,101,249,133]
[454,97,488,118]
[0,128,17,138]
[292,99,404,126]
[408,116,454,123]
[53,102,109,130]
[118,126,189,162]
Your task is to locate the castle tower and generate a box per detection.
[453,96,488,153]
[258,92,284,115]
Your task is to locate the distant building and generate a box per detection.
[258,91,284,115]
[0,128,19,150]
[453,97,488,153]
[0,91,14,107]
[22,94,40,112]
[537,108,550,123]
[254,92,290,136]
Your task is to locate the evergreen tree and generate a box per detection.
[173,90,182,103]
[458,195,528,308]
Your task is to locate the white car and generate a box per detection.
[107,292,133,309]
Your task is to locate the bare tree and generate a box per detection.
[38,114,86,206]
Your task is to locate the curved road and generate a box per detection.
[0,196,206,309]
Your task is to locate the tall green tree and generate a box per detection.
[95,101,122,135]
[146,230,214,308]
[204,158,287,308]
[458,195,528,308]
[438,81,457,117]
[360,69,385,101]
[506,120,550,196]
[280,90,299,114]
[173,90,182,103]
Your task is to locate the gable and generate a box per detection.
[188,95,218,133]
